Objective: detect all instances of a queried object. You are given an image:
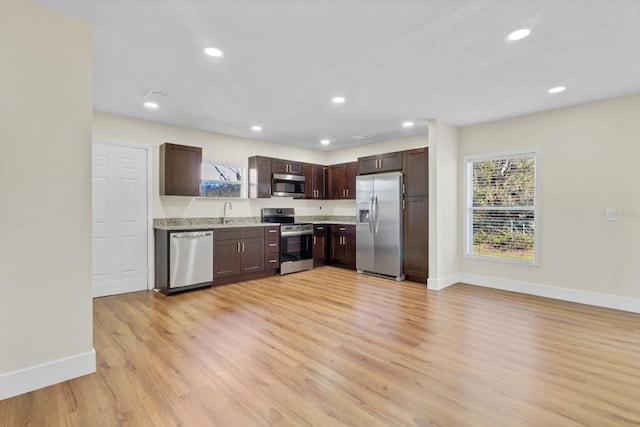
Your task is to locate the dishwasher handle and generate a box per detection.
[171,231,213,238]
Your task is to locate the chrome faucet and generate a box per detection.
[223,201,232,224]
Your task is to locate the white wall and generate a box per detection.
[0,0,95,399]
[93,112,428,219]
[458,93,640,307]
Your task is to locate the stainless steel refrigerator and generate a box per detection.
[356,171,404,281]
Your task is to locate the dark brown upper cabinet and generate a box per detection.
[303,163,326,199]
[328,162,357,199]
[248,156,272,198]
[272,158,303,175]
[402,147,428,198]
[358,151,403,175]
[159,143,202,196]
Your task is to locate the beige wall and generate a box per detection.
[458,93,640,299]
[0,0,94,393]
[427,120,459,286]
[93,112,427,219]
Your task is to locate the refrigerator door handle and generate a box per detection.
[373,194,380,234]
[369,193,374,234]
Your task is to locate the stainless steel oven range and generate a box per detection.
[261,208,313,275]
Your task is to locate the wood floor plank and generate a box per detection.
[2,266,640,426]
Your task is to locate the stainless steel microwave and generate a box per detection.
[272,173,305,198]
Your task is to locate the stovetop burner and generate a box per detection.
[262,208,313,235]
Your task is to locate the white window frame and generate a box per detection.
[463,148,539,265]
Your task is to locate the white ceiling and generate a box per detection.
[33,0,640,150]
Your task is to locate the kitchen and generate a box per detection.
[152,143,428,294]
[3,0,640,424]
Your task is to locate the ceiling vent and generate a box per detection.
[352,134,371,140]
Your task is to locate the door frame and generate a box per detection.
[92,138,154,291]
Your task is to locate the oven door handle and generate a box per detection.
[280,231,313,237]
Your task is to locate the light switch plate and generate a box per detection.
[606,209,617,221]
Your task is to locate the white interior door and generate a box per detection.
[92,141,149,297]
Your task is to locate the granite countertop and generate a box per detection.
[312,221,356,225]
[154,216,356,230]
[154,223,278,231]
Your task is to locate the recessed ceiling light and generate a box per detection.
[251,125,262,131]
[507,28,531,41]
[320,139,331,145]
[332,96,345,104]
[548,86,566,94]
[402,121,414,128]
[204,47,223,57]
[144,102,159,109]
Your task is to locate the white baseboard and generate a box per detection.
[427,274,462,291]
[0,349,96,400]
[452,273,640,314]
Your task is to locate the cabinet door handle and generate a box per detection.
[269,259,278,263]
[317,226,324,230]
[403,199,406,210]
[346,189,349,198]
[339,227,346,231]
[237,242,240,252]
[268,243,277,247]
[242,241,245,252]
[313,236,316,244]
[402,184,405,194]
[268,229,278,233]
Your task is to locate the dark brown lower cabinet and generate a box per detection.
[213,226,276,285]
[264,225,280,270]
[403,197,428,283]
[312,225,327,266]
[329,224,356,269]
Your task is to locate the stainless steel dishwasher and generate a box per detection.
[169,230,213,290]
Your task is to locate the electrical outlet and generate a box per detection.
[606,209,617,221]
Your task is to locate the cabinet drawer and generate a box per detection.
[241,227,265,239]
[265,235,280,253]
[265,252,279,268]
[213,227,241,240]
[264,225,280,236]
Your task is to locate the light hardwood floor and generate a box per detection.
[2,266,640,426]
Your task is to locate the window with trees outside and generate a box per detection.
[464,150,538,264]
[200,163,244,198]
